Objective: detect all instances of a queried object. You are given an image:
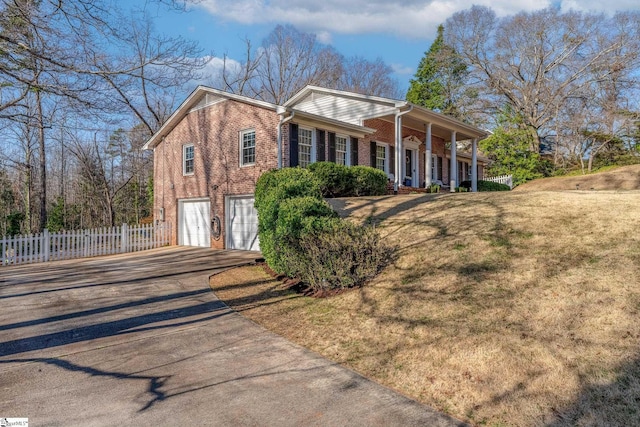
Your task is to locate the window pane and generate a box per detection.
[184,145,194,174]
[242,130,256,165]
[376,145,386,171]
[299,128,313,168]
[336,136,347,166]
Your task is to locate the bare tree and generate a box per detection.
[89,13,207,134]
[255,25,343,104]
[0,0,207,231]
[218,25,400,102]
[339,56,400,98]
[220,38,264,97]
[445,7,640,155]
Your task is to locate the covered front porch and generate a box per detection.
[368,104,488,193]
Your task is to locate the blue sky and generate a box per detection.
[141,0,638,95]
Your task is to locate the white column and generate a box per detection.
[450,131,457,192]
[425,123,432,188]
[394,115,400,192]
[395,114,404,191]
[471,138,478,192]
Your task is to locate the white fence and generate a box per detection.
[484,174,514,189]
[1,223,171,267]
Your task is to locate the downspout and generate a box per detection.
[277,110,295,169]
[161,136,165,222]
[394,105,413,194]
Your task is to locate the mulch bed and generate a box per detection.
[259,262,350,298]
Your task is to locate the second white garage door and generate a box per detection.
[226,196,260,251]
[179,199,211,247]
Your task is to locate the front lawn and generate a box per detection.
[211,191,640,426]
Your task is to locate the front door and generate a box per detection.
[405,149,413,187]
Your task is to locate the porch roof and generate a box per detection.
[286,85,488,143]
[289,109,375,138]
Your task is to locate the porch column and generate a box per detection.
[471,138,478,192]
[425,122,432,188]
[394,114,401,192]
[450,131,457,192]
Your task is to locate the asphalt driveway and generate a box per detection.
[0,247,465,426]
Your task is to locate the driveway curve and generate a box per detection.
[0,247,466,426]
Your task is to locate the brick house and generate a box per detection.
[143,85,488,251]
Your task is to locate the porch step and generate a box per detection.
[386,183,432,195]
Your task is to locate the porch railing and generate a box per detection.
[484,174,514,189]
[1,222,171,267]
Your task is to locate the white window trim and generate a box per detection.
[375,142,390,174]
[336,134,350,166]
[183,143,195,176]
[239,128,256,167]
[298,126,316,168]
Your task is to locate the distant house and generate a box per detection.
[143,85,488,251]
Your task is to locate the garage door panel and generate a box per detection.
[180,200,211,248]
[227,196,260,251]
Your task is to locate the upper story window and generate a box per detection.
[183,144,194,175]
[376,144,387,172]
[298,127,314,168]
[240,129,256,166]
[336,135,349,166]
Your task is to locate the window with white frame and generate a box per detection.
[240,129,256,166]
[376,144,387,172]
[183,144,194,175]
[336,135,348,166]
[298,127,313,168]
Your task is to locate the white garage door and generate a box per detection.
[179,199,211,247]
[227,196,260,251]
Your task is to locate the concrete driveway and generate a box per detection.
[0,247,465,426]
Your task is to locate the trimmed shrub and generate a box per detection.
[281,220,394,291]
[276,197,337,240]
[460,180,511,192]
[274,197,338,276]
[307,162,353,197]
[255,168,323,272]
[254,166,394,290]
[350,166,388,196]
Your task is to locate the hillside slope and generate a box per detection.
[514,164,640,191]
[334,191,640,425]
[225,191,640,426]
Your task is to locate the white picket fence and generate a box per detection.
[1,223,171,267]
[484,174,514,189]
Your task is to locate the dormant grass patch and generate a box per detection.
[514,164,640,191]
[211,191,640,426]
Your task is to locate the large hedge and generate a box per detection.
[281,220,393,290]
[255,166,392,291]
[350,165,387,196]
[307,162,387,197]
[255,168,325,273]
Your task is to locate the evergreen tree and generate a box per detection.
[406,25,469,118]
[480,110,543,186]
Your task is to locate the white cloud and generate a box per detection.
[316,31,333,45]
[189,55,241,87]
[198,0,637,40]
[391,63,414,75]
[559,0,639,13]
[197,0,561,40]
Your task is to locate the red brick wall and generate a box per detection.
[153,99,280,248]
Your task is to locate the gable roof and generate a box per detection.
[142,86,281,150]
[285,85,487,141]
[284,85,402,126]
